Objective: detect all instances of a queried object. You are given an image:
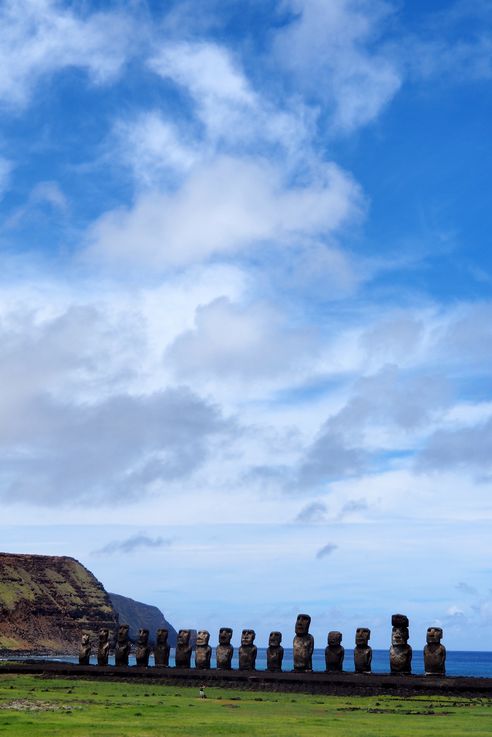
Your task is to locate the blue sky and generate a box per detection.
[1,0,492,651]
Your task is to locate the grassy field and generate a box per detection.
[0,674,491,736]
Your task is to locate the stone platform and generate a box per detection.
[1,662,491,697]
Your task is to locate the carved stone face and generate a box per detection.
[391,627,408,646]
[177,629,190,646]
[269,631,282,647]
[427,627,443,644]
[81,634,90,646]
[219,627,233,645]
[241,629,255,646]
[138,628,149,645]
[196,630,210,647]
[118,624,129,642]
[328,631,342,647]
[99,628,109,643]
[355,627,370,646]
[295,614,311,636]
[157,628,168,644]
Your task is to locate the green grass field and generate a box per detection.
[0,674,491,736]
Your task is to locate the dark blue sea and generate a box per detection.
[7,649,492,677]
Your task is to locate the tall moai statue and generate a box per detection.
[115,624,131,666]
[325,631,344,672]
[78,633,91,665]
[293,613,314,672]
[354,627,372,673]
[266,631,284,672]
[154,628,170,667]
[135,628,151,667]
[216,627,234,670]
[238,629,257,671]
[389,614,412,674]
[175,629,192,668]
[195,630,212,670]
[97,628,110,666]
[424,627,446,676]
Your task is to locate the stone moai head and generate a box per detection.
[269,631,282,647]
[328,631,342,647]
[241,629,255,646]
[177,629,191,646]
[219,627,233,645]
[138,628,149,645]
[391,614,409,645]
[156,628,168,645]
[81,633,90,646]
[99,628,109,644]
[196,630,210,647]
[295,613,311,636]
[118,624,129,642]
[426,627,443,644]
[355,627,371,647]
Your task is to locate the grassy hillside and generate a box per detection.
[0,553,117,653]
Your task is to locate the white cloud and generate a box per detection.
[0,0,136,108]
[87,156,362,269]
[274,0,401,132]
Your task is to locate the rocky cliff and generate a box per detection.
[108,593,177,646]
[0,552,117,654]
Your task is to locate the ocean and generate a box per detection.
[10,648,492,678]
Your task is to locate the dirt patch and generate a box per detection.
[1,699,82,712]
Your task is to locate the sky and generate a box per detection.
[1,0,492,651]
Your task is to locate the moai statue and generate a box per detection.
[115,624,131,667]
[175,629,192,668]
[266,631,284,672]
[154,628,170,667]
[389,614,412,674]
[293,613,314,672]
[216,627,234,670]
[195,630,212,670]
[325,631,344,672]
[97,628,110,666]
[354,627,372,673]
[135,628,151,667]
[238,629,257,671]
[78,633,91,665]
[424,627,446,676]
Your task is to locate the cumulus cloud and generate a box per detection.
[165,297,315,381]
[0,0,137,108]
[416,417,492,474]
[295,501,328,523]
[92,533,171,556]
[316,542,338,559]
[87,156,361,269]
[274,0,401,131]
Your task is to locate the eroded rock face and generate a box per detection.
[424,627,446,675]
[195,630,212,670]
[115,624,131,667]
[97,628,110,666]
[354,627,372,673]
[325,631,344,672]
[0,553,118,654]
[293,614,314,672]
[389,614,412,675]
[216,627,233,670]
[238,629,257,671]
[135,628,150,667]
[266,631,284,672]
[154,628,170,667]
[78,633,91,665]
[175,629,192,668]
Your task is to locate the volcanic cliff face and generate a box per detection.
[0,553,118,654]
[109,592,178,646]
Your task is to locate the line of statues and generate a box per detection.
[79,613,446,676]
